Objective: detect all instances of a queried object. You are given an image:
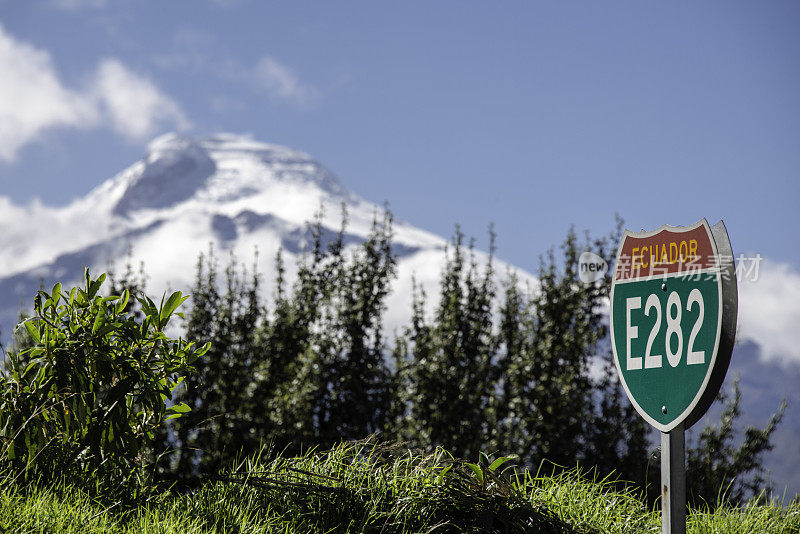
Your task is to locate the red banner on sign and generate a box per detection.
[614,224,717,281]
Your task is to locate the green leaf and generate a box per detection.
[94,323,117,337]
[187,342,210,364]
[465,462,484,483]
[51,283,62,303]
[165,402,191,420]
[115,289,130,314]
[87,273,107,299]
[140,320,149,339]
[160,291,189,325]
[169,375,185,393]
[23,358,46,377]
[136,295,157,318]
[488,455,518,473]
[92,306,106,334]
[23,321,41,344]
[435,464,452,482]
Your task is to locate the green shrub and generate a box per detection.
[0,269,207,499]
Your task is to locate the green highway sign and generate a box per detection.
[610,219,738,433]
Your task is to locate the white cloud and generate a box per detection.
[738,259,800,364]
[93,58,191,141]
[252,55,320,108]
[0,196,113,277]
[0,24,190,163]
[0,25,98,162]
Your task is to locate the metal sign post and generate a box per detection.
[609,219,737,534]
[661,425,686,534]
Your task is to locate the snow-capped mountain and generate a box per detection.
[0,133,483,339]
[0,133,797,500]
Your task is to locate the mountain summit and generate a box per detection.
[0,133,455,339]
[92,133,351,218]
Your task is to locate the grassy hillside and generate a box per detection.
[1,441,797,534]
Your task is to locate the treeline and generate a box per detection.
[101,208,779,508]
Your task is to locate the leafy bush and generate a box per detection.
[0,269,206,498]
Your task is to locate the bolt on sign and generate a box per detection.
[610,219,737,432]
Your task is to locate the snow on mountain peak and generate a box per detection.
[108,133,349,217]
[0,132,447,283]
[113,134,215,216]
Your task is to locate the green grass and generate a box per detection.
[0,441,797,533]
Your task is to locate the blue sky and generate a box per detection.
[1,0,799,273]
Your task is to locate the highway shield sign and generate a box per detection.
[610,219,737,432]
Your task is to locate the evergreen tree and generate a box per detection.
[160,246,262,482]
[206,252,261,470]
[315,208,396,444]
[392,228,496,459]
[161,206,398,467]
[491,228,616,468]
[164,246,219,481]
[489,271,533,457]
[262,206,397,451]
[253,245,325,452]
